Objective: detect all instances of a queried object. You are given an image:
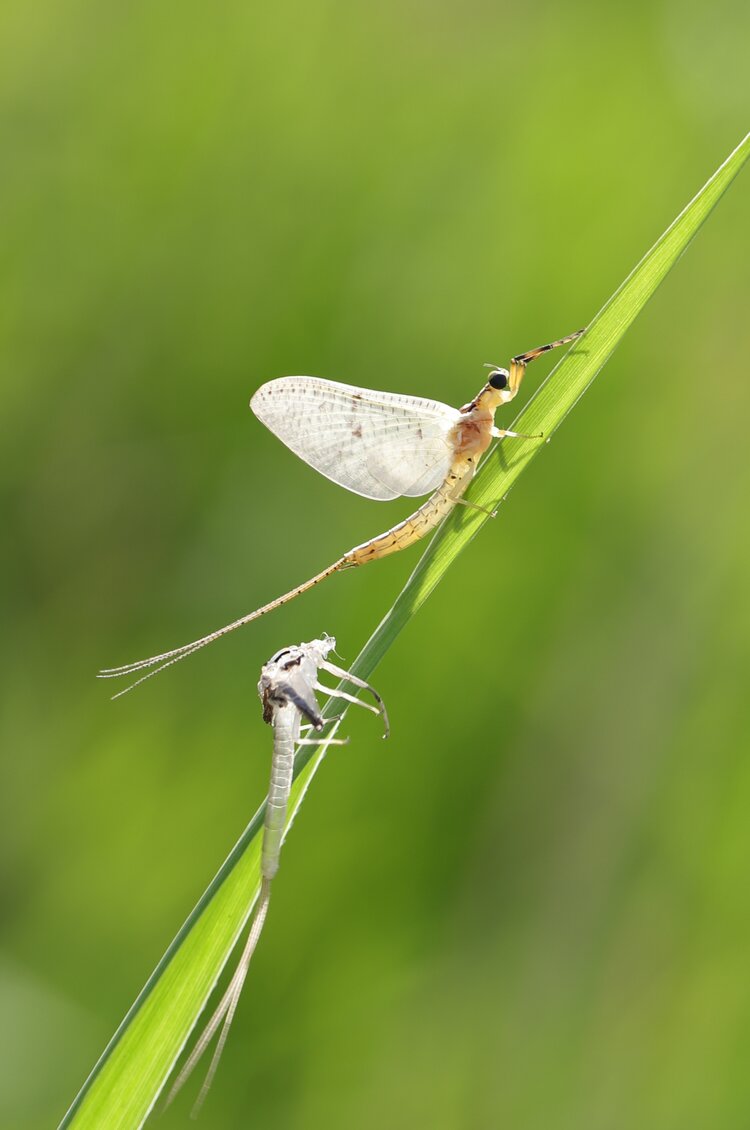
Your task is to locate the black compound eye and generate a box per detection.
[489,369,508,390]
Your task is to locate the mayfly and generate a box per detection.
[167,636,388,1113]
[99,329,584,695]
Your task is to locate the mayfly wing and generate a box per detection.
[250,376,461,500]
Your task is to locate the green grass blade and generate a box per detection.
[60,131,749,1129]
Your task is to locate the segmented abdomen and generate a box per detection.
[343,458,475,566]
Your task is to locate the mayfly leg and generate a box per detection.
[507,328,585,393]
[511,328,585,366]
[167,636,387,1115]
[316,658,390,737]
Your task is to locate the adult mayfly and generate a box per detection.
[99,329,584,695]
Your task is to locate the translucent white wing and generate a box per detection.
[250,376,460,500]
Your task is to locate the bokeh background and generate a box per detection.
[2,2,749,1128]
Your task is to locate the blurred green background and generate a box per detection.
[2,1,749,1127]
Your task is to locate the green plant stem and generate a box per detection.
[60,130,750,1130]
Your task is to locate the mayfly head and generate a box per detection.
[480,327,586,410]
[488,367,514,401]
